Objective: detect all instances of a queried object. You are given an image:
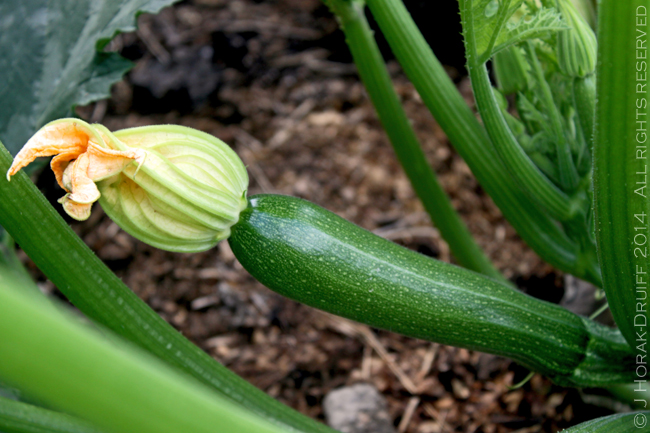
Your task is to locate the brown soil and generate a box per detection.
[26,0,613,431]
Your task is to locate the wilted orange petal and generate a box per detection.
[6,121,95,180]
[51,153,81,191]
[67,153,101,205]
[85,143,146,181]
[58,195,93,221]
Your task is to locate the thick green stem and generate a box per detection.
[460,4,574,221]
[0,233,38,294]
[0,143,336,433]
[364,0,601,285]
[0,396,102,433]
[594,0,650,351]
[324,0,504,282]
[0,273,286,433]
[468,60,574,220]
[560,411,650,432]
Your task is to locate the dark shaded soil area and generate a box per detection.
[24,0,617,432]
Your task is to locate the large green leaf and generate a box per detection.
[488,7,566,62]
[0,0,176,156]
[467,0,565,64]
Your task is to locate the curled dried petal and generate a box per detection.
[6,119,102,181]
[51,153,81,191]
[7,118,143,221]
[58,195,93,221]
[66,153,101,205]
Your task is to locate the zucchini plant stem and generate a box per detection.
[469,63,573,222]
[324,0,505,282]
[365,0,601,286]
[0,273,287,433]
[0,144,337,433]
[0,232,40,293]
[594,0,650,352]
[0,395,101,433]
[461,5,574,222]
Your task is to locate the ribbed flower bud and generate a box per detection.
[7,119,248,252]
[556,0,597,77]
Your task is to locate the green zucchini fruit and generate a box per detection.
[229,194,634,387]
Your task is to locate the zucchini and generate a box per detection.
[229,194,634,387]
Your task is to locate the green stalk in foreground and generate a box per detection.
[0,396,101,433]
[323,0,504,282]
[0,273,285,433]
[560,412,650,432]
[0,142,335,433]
[364,0,602,286]
[594,0,650,353]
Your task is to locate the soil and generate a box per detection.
[24,0,617,432]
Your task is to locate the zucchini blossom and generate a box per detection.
[557,0,597,77]
[7,119,248,252]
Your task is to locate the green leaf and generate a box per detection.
[0,0,176,156]
[516,92,552,136]
[467,0,566,64]
[559,412,650,432]
[489,7,567,61]
[471,0,523,61]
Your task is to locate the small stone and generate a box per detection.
[323,383,396,433]
[562,275,612,324]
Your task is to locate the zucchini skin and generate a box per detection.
[229,194,633,387]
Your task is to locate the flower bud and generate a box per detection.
[7,119,249,252]
[556,0,597,77]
